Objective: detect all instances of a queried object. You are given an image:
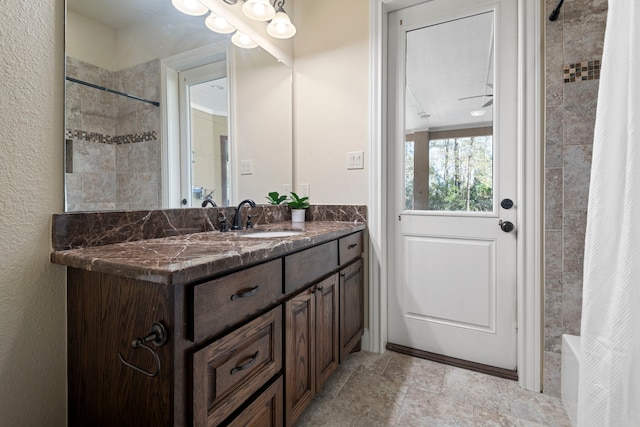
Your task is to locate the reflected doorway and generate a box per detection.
[178,62,230,208]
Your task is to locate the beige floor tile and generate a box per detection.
[315,364,353,401]
[441,366,516,413]
[294,397,359,427]
[340,350,394,375]
[353,415,396,426]
[474,407,548,427]
[509,387,572,427]
[396,388,477,426]
[383,352,446,393]
[331,370,408,423]
[296,351,569,427]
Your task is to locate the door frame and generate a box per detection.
[160,42,229,208]
[368,0,543,392]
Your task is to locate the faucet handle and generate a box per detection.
[218,215,228,232]
[246,215,253,229]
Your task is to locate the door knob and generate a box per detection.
[499,220,514,232]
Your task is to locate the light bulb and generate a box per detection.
[171,0,208,16]
[266,11,296,39]
[231,31,258,49]
[205,12,235,34]
[242,0,275,21]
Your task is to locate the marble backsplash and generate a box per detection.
[52,205,367,251]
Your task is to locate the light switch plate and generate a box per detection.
[240,160,253,175]
[347,151,364,169]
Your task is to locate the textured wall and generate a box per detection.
[293,0,369,204]
[0,0,67,425]
[543,0,608,396]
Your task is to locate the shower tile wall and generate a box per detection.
[65,57,161,211]
[543,0,607,397]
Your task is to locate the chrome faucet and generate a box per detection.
[232,199,256,230]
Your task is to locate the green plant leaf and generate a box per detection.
[287,192,310,209]
[266,191,288,205]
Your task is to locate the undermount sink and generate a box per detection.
[240,230,304,238]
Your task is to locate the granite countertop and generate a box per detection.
[51,221,366,286]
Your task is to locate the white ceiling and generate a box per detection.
[405,11,494,132]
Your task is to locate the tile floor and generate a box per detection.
[295,350,571,427]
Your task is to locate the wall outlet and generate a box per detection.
[299,183,310,197]
[240,160,253,175]
[347,151,364,169]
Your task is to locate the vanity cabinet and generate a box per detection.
[64,229,364,427]
[284,274,339,426]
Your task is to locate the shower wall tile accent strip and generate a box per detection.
[65,129,157,145]
[563,60,601,83]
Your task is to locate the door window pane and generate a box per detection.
[403,11,495,212]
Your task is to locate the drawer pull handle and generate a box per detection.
[348,243,358,249]
[231,286,259,300]
[230,351,260,375]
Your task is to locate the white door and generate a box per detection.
[387,0,518,370]
[178,61,230,207]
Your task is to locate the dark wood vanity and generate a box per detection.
[55,221,365,426]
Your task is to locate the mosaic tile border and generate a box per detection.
[65,129,158,145]
[564,60,601,83]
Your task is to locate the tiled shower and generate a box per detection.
[543,0,608,396]
[64,57,162,211]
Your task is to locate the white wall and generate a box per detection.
[233,47,293,202]
[293,0,370,204]
[66,10,117,71]
[0,0,67,426]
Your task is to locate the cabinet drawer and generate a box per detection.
[225,376,283,427]
[339,231,363,265]
[193,306,282,427]
[193,259,282,341]
[284,241,338,293]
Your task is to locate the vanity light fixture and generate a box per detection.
[242,0,276,21]
[171,0,296,48]
[171,0,208,16]
[266,1,296,39]
[205,12,236,34]
[231,31,259,48]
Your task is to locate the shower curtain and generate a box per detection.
[577,0,640,425]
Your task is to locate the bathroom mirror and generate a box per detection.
[64,0,293,211]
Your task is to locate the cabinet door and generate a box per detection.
[340,258,364,363]
[315,274,339,391]
[285,288,315,427]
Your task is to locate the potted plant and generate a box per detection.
[287,192,309,222]
[265,191,288,205]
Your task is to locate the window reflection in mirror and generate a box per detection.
[404,11,494,212]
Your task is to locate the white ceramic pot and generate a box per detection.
[291,209,306,223]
